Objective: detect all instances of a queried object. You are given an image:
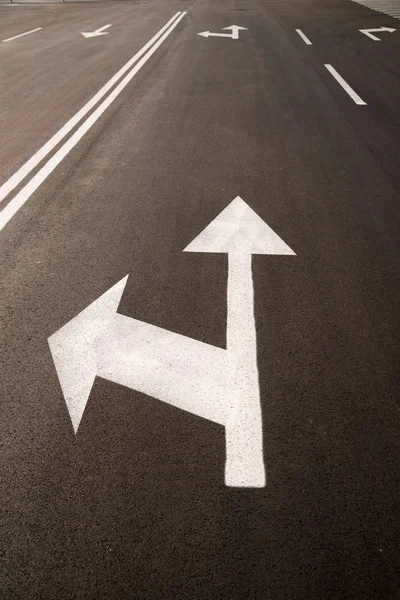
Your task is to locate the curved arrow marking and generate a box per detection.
[49,197,295,488]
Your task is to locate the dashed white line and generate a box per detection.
[0,12,182,205]
[324,64,367,105]
[295,28,312,45]
[1,27,43,43]
[0,12,187,233]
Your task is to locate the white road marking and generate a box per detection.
[0,10,186,233]
[295,28,312,45]
[185,198,295,487]
[350,0,400,21]
[49,276,229,432]
[1,27,42,43]
[324,64,367,105]
[198,25,248,39]
[49,197,295,488]
[359,26,396,40]
[81,24,112,39]
[0,12,183,206]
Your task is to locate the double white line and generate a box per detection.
[0,11,186,233]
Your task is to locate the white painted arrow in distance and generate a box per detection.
[198,25,248,39]
[81,24,112,39]
[359,26,396,41]
[48,197,295,488]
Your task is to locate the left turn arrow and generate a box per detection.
[81,24,112,39]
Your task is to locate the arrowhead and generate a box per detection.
[48,276,128,433]
[198,31,210,37]
[184,197,295,255]
[386,27,396,32]
[81,31,109,38]
[223,25,248,31]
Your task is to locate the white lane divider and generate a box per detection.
[0,12,183,206]
[324,64,367,106]
[1,27,42,43]
[0,11,186,233]
[295,29,312,45]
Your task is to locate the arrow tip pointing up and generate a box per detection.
[223,25,248,31]
[184,197,296,255]
[48,276,128,433]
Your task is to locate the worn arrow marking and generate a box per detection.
[198,25,248,40]
[49,197,295,487]
[81,24,112,39]
[359,26,396,41]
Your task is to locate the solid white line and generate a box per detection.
[295,28,312,45]
[0,12,182,205]
[1,27,42,43]
[324,64,367,105]
[0,12,186,233]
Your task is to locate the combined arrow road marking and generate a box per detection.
[198,25,248,40]
[48,197,295,488]
[81,24,112,39]
[359,26,396,41]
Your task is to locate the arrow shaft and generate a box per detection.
[208,32,234,38]
[96,24,112,34]
[225,253,266,487]
[362,30,381,41]
[96,313,228,425]
[359,27,394,41]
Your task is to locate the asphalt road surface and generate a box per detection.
[1,0,400,598]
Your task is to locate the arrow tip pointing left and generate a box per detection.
[48,276,128,433]
[197,31,210,37]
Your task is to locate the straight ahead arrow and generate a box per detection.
[48,197,295,488]
[359,26,396,41]
[81,24,112,39]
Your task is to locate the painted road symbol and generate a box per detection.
[48,197,295,487]
[197,25,248,40]
[359,26,396,41]
[81,25,112,39]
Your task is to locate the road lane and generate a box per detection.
[0,2,186,183]
[271,0,400,189]
[1,0,400,598]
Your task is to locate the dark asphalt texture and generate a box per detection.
[1,0,400,598]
